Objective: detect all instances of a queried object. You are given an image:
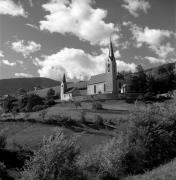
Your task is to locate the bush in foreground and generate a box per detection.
[77,101,176,179]
[20,129,85,180]
[77,135,128,180]
[124,102,176,174]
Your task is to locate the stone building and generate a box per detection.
[87,40,124,95]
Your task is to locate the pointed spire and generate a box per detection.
[109,38,115,59]
[62,73,66,83]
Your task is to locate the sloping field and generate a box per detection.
[28,100,133,121]
[0,100,134,151]
[0,122,110,152]
[124,159,176,180]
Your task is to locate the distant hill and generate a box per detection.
[0,77,60,96]
[145,62,176,77]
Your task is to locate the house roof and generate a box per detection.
[88,73,106,85]
[67,81,88,89]
[65,87,78,94]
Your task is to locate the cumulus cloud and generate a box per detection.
[11,40,41,57]
[116,60,136,72]
[122,21,133,26]
[131,25,172,47]
[150,43,175,59]
[0,0,27,17]
[40,0,119,46]
[130,24,176,63]
[0,51,4,57]
[145,56,166,64]
[15,73,33,78]
[1,60,16,66]
[122,0,150,17]
[34,47,136,80]
[100,47,121,58]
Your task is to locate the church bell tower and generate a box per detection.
[60,73,67,99]
[105,39,118,94]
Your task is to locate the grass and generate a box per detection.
[8,100,132,121]
[0,100,137,152]
[0,122,110,152]
[123,159,176,180]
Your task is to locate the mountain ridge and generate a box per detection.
[0,77,60,96]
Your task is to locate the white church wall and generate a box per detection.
[87,83,105,95]
[61,93,72,101]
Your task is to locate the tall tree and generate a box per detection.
[128,65,147,93]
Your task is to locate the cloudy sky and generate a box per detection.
[0,0,175,80]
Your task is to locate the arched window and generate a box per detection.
[94,85,96,94]
[107,62,110,72]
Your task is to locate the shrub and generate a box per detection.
[0,162,10,180]
[0,128,8,149]
[77,135,128,180]
[20,129,85,180]
[80,111,87,124]
[39,110,47,121]
[45,99,55,106]
[125,97,135,104]
[54,92,60,99]
[143,92,157,101]
[92,102,103,110]
[3,98,15,113]
[123,102,176,174]
[94,115,105,129]
[44,115,80,127]
[18,95,28,111]
[26,94,44,112]
[11,106,18,119]
[32,105,46,112]
[74,101,82,109]
[46,88,55,100]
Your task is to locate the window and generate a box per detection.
[107,62,110,72]
[94,85,96,94]
[119,82,122,88]
[104,84,106,92]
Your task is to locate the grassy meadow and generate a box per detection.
[0,100,133,152]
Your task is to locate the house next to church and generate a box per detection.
[60,40,125,101]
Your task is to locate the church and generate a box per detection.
[60,40,125,101]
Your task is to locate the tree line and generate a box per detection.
[126,63,176,95]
